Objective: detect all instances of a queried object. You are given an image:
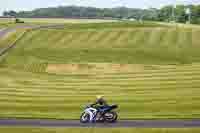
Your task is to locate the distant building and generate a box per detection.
[129,18,136,21]
[122,18,128,21]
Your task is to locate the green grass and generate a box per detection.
[0,18,14,23]
[157,22,200,29]
[1,17,110,29]
[62,21,164,29]
[0,18,13,26]
[0,128,200,133]
[0,18,17,28]
[0,22,200,120]
[0,18,116,27]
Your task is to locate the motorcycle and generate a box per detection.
[80,104,118,123]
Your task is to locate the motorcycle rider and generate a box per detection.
[89,95,108,122]
[92,95,108,107]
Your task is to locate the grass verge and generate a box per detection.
[0,128,200,133]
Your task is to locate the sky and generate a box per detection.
[0,0,200,15]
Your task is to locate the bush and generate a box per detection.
[15,18,24,23]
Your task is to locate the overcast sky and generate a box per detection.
[0,0,199,15]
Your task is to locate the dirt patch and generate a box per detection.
[46,63,146,74]
[46,64,79,73]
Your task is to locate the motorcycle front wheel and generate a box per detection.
[80,112,90,123]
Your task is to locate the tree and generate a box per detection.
[175,5,187,23]
[158,5,174,22]
[3,10,17,17]
[191,5,200,24]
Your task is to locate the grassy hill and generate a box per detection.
[0,22,200,120]
[1,22,200,68]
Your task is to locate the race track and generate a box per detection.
[0,119,200,128]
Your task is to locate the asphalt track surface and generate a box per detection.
[0,119,200,128]
[0,28,16,38]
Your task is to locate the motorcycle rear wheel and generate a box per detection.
[104,112,118,123]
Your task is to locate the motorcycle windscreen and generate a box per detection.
[99,105,118,112]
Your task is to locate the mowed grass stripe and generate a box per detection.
[126,29,139,45]
[2,66,200,77]
[1,85,200,95]
[2,78,200,87]
[1,95,200,103]
[6,76,200,84]
[136,29,153,48]
[1,98,199,105]
[161,28,177,47]
[5,74,200,84]
[19,30,40,43]
[0,92,128,98]
[192,29,200,46]
[115,30,130,45]
[56,32,72,47]
[0,89,199,100]
[0,88,199,98]
[177,29,192,49]
[1,84,200,93]
[0,102,200,116]
[2,80,200,88]
[43,31,65,48]
[29,30,52,45]
[57,32,75,47]
[68,32,85,47]
[0,101,200,109]
[2,67,200,81]
[70,31,91,47]
[0,97,199,107]
[129,29,147,47]
[81,31,95,42]
[148,28,166,47]
[97,30,115,47]
[87,30,106,44]
[106,30,123,47]
[50,31,70,49]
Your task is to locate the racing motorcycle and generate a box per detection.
[80,104,118,123]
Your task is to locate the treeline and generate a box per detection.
[159,5,200,24]
[3,5,200,24]
[3,6,158,20]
